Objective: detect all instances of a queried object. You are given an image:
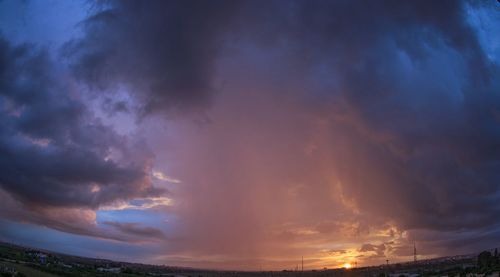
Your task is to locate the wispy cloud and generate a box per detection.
[152,171,181,183]
[99,197,173,211]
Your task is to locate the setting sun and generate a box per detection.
[343,263,352,269]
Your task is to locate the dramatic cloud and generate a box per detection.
[65,0,242,116]
[1,0,500,271]
[0,35,166,240]
[0,36,163,208]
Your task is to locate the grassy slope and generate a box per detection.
[1,260,59,277]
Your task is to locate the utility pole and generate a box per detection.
[301,256,304,271]
[385,259,389,277]
[414,242,417,263]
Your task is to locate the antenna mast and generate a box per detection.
[414,242,417,262]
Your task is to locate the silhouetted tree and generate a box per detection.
[478,251,493,270]
[122,267,134,274]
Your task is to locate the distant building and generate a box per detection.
[31,252,47,264]
[0,265,17,275]
[97,267,121,273]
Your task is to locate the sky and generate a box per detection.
[0,0,500,271]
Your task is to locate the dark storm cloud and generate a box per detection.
[313,0,500,232]
[65,0,490,118]
[0,35,164,210]
[64,0,241,116]
[282,0,499,233]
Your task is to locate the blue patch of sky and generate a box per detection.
[96,209,175,233]
[466,2,500,63]
[0,0,87,49]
